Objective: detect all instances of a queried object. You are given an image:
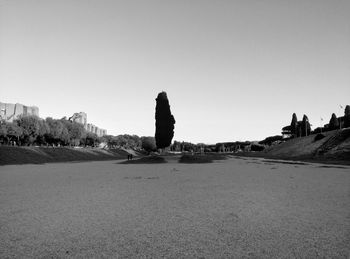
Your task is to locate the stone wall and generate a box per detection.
[70,112,107,137]
[0,102,39,122]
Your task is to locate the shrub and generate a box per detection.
[141,136,157,152]
[250,144,265,151]
[329,113,339,130]
[314,133,326,141]
[259,135,283,146]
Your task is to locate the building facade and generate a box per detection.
[0,102,39,122]
[86,123,107,137]
[70,112,107,137]
[69,112,87,125]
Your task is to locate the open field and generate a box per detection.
[1,158,349,258]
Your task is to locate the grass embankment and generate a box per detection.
[0,146,130,165]
[239,128,350,165]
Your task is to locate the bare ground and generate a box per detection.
[0,158,349,258]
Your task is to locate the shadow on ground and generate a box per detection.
[120,154,228,164]
[119,156,167,164]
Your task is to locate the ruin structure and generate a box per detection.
[69,112,107,137]
[0,102,39,122]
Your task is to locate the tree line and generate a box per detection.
[325,105,350,131]
[282,105,350,138]
[0,115,159,151]
[0,91,176,153]
[5,93,344,152]
[0,115,100,147]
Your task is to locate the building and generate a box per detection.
[70,112,107,137]
[86,123,107,137]
[0,102,39,122]
[69,112,87,125]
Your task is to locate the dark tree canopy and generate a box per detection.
[329,113,339,130]
[83,132,100,147]
[345,105,350,117]
[344,105,350,128]
[290,113,298,137]
[259,135,283,145]
[301,114,311,137]
[155,91,175,149]
[141,136,157,152]
[16,115,41,145]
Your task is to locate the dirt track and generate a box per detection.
[1,158,349,258]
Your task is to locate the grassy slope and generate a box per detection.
[262,128,350,164]
[0,146,130,165]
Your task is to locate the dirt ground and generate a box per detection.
[1,157,349,258]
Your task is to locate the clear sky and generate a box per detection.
[1,0,349,144]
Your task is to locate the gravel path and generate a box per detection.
[1,158,349,258]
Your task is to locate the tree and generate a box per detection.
[155,92,175,149]
[301,115,311,137]
[259,135,283,146]
[61,119,85,146]
[69,122,86,146]
[251,144,265,151]
[16,115,41,145]
[114,135,128,147]
[297,123,302,137]
[345,105,350,116]
[37,119,50,145]
[171,140,182,152]
[130,135,141,149]
[60,127,70,145]
[290,113,298,137]
[344,105,350,128]
[0,123,7,144]
[83,132,99,147]
[112,134,142,149]
[5,123,23,145]
[107,136,121,148]
[141,136,157,152]
[329,113,339,130]
[100,135,115,148]
[45,118,66,145]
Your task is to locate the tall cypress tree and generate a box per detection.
[155,92,175,149]
[344,105,350,128]
[329,113,339,130]
[301,114,311,137]
[290,113,298,137]
[345,105,350,117]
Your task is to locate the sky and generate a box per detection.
[1,0,349,144]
